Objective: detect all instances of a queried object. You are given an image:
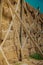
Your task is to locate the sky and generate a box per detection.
[25,0,43,13]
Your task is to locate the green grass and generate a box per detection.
[30,53,43,60]
[15,62,21,65]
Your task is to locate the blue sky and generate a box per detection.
[25,0,43,13]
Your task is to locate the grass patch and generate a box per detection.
[15,62,21,65]
[30,53,43,60]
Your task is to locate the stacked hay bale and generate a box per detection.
[0,51,8,65]
[0,0,2,44]
[0,0,43,65]
[22,3,43,57]
[1,0,20,64]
